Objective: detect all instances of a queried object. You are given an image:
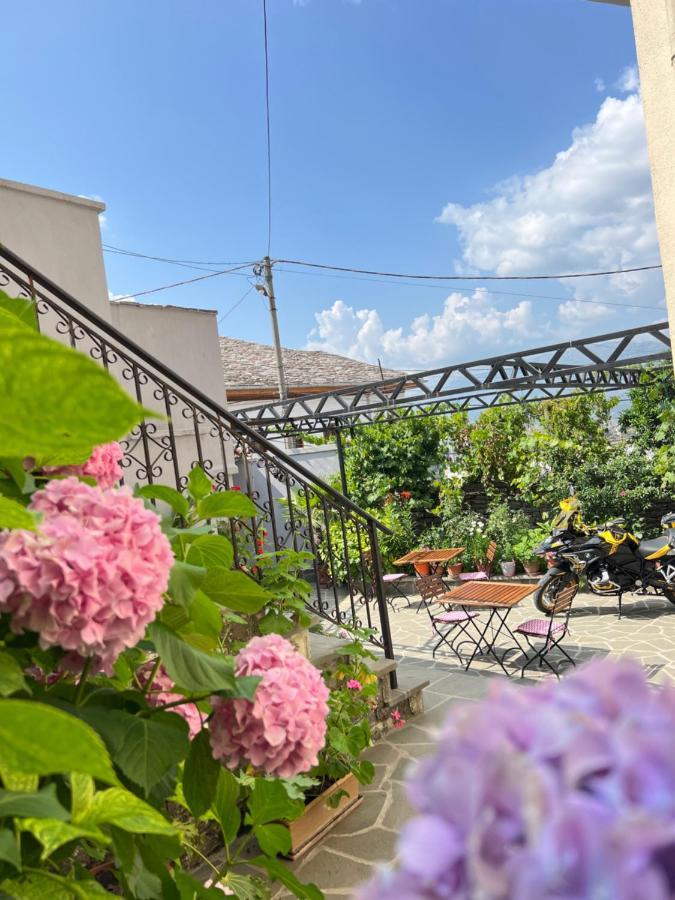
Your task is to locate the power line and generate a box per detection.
[273,265,665,312]
[111,263,256,302]
[274,258,663,282]
[103,244,253,271]
[218,283,257,325]
[262,0,273,256]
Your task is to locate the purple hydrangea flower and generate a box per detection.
[356,659,675,900]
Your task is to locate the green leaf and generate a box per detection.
[0,701,118,784]
[196,491,257,521]
[78,707,189,797]
[0,872,109,899]
[201,567,272,614]
[186,467,213,502]
[251,855,324,900]
[0,293,38,331]
[136,484,189,518]
[212,768,240,844]
[70,774,94,821]
[186,590,223,643]
[0,652,30,697]
[168,560,206,609]
[148,622,236,693]
[0,495,39,531]
[174,872,225,900]
[0,768,38,793]
[0,828,20,871]
[183,730,221,818]
[254,823,291,857]
[0,784,68,820]
[185,534,234,569]
[247,779,304,827]
[19,818,108,859]
[258,610,294,636]
[78,787,177,836]
[0,322,149,461]
[0,457,30,492]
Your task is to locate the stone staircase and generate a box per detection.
[308,632,428,740]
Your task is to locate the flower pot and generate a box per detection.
[285,773,362,860]
[523,560,541,577]
[414,562,431,577]
[288,625,310,659]
[448,562,463,578]
[500,560,517,578]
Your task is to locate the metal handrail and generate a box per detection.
[0,243,390,534]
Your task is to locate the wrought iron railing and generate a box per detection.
[0,245,396,681]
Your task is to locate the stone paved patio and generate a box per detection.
[281,586,675,897]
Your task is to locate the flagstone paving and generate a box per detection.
[280,587,675,897]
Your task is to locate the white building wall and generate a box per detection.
[0,178,110,321]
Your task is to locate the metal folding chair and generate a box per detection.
[418,576,481,661]
[458,541,497,581]
[382,572,412,609]
[515,580,577,679]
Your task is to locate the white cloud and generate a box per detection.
[307,68,665,370]
[306,292,538,369]
[594,77,606,93]
[435,81,664,316]
[616,64,639,93]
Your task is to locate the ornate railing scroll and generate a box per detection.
[0,245,397,682]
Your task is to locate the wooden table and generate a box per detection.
[440,581,537,676]
[393,547,464,575]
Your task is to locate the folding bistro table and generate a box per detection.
[439,581,537,677]
[393,547,464,576]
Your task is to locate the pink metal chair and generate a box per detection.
[418,576,481,661]
[458,541,497,582]
[382,572,412,608]
[515,580,577,679]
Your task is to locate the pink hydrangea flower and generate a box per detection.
[209,634,329,777]
[357,659,675,900]
[347,679,362,691]
[138,662,203,738]
[0,478,173,672]
[391,709,405,729]
[45,441,124,489]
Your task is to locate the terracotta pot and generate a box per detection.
[500,560,517,578]
[414,562,431,577]
[523,560,541,577]
[285,773,361,860]
[448,562,463,578]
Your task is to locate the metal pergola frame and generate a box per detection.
[234,319,672,436]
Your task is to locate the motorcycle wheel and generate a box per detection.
[534,570,579,614]
[664,587,675,606]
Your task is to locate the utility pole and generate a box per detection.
[255,257,295,448]
[261,256,288,403]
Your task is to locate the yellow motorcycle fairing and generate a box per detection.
[551,497,586,532]
[597,528,639,555]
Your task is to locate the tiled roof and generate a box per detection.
[219,336,403,394]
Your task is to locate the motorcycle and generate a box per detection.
[533,500,675,614]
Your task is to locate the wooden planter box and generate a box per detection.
[285,773,362,860]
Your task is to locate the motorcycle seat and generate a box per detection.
[637,536,672,559]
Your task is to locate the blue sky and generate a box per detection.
[3,0,661,368]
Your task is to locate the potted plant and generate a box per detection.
[485,500,529,578]
[514,524,548,576]
[413,545,431,577]
[284,632,378,859]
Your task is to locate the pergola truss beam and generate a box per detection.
[233,320,671,435]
